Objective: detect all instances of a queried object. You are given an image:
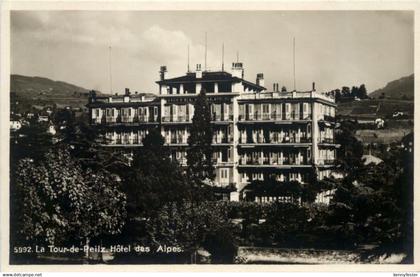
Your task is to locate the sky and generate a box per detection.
[11,10,414,95]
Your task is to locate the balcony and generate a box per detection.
[239,135,312,145]
[121,116,134,123]
[105,116,117,124]
[162,115,191,123]
[317,159,336,166]
[323,115,335,122]
[138,115,158,123]
[170,138,188,145]
[213,136,234,144]
[319,138,335,144]
[212,114,233,122]
[239,156,308,166]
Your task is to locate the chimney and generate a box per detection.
[273,83,279,92]
[125,88,130,96]
[312,82,316,91]
[196,64,202,78]
[232,62,244,78]
[256,73,264,87]
[159,66,167,81]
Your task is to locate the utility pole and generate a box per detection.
[109,46,113,94]
[293,37,296,91]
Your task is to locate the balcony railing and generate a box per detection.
[239,157,308,166]
[239,136,312,144]
[102,115,158,124]
[317,159,336,165]
[323,115,335,122]
[319,138,334,144]
[212,114,234,121]
[239,113,312,122]
[169,137,188,144]
[162,116,191,123]
[213,136,234,144]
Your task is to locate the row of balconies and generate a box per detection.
[104,132,334,147]
[162,114,234,123]
[238,112,311,122]
[99,115,159,124]
[239,134,312,144]
[238,156,307,166]
[95,113,332,125]
[105,135,329,146]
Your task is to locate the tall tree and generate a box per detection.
[351,86,359,98]
[359,84,368,99]
[341,86,351,98]
[126,128,190,218]
[186,89,215,183]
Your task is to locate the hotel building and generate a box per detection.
[87,62,338,201]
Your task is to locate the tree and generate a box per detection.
[341,86,351,98]
[11,147,126,250]
[281,86,287,92]
[335,121,364,173]
[334,89,342,102]
[359,84,368,99]
[187,89,215,184]
[351,86,359,99]
[51,109,129,174]
[126,128,190,219]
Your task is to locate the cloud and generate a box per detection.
[12,11,217,73]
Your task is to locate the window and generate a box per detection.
[263,104,269,113]
[221,149,228,162]
[220,169,229,180]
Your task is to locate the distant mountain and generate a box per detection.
[10,74,157,112]
[11,74,94,97]
[11,74,102,111]
[369,74,414,100]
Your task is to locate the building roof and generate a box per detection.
[156,71,266,91]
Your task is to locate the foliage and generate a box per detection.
[10,120,53,162]
[335,120,364,173]
[143,201,237,262]
[126,128,191,219]
[333,84,369,102]
[12,147,126,247]
[51,109,129,174]
[187,89,215,183]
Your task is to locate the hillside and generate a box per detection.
[11,74,91,96]
[369,74,414,100]
[11,74,99,111]
[337,98,414,119]
[11,75,157,113]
